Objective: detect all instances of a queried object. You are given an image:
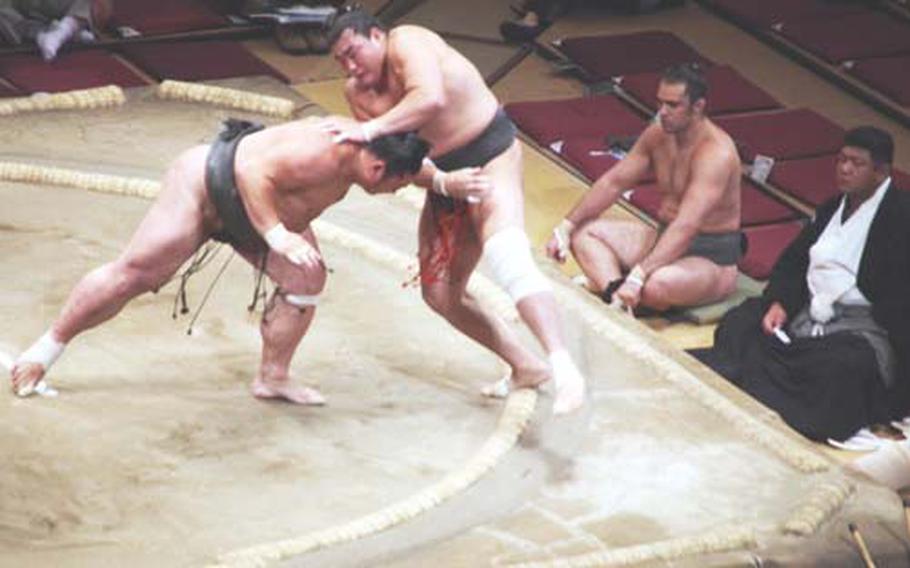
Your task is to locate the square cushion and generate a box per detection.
[778,12,910,64]
[848,55,910,107]
[618,65,781,116]
[702,0,866,29]
[559,134,656,184]
[740,221,806,280]
[506,95,645,146]
[0,50,148,94]
[557,31,710,82]
[715,109,844,162]
[110,0,228,36]
[119,40,287,83]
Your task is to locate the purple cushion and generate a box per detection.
[740,221,805,280]
[560,135,657,184]
[505,95,645,146]
[119,40,287,83]
[715,109,844,162]
[848,55,910,107]
[0,50,148,94]
[778,12,910,64]
[619,65,781,116]
[703,0,865,29]
[110,0,228,36]
[557,31,710,82]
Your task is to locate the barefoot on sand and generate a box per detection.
[481,366,550,399]
[10,361,57,398]
[251,378,326,405]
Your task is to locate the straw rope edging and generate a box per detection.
[157,80,295,118]
[0,85,125,116]
[781,479,855,537]
[0,163,538,567]
[509,527,757,568]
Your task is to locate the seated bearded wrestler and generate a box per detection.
[546,63,743,314]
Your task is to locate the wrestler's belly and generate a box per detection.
[422,103,499,158]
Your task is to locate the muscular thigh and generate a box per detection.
[468,140,525,241]
[119,145,211,281]
[649,256,737,300]
[418,198,483,289]
[581,219,658,270]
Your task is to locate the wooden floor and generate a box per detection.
[249,1,910,464]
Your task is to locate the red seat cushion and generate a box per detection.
[0,81,20,97]
[715,109,844,162]
[768,155,839,207]
[560,135,656,184]
[740,221,806,280]
[770,154,910,206]
[778,12,910,64]
[119,40,287,83]
[557,31,710,82]
[110,0,228,36]
[505,95,645,146]
[626,179,802,227]
[702,0,865,29]
[0,50,148,93]
[619,65,781,116]
[848,55,910,107]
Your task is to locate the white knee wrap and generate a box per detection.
[282,292,320,308]
[483,227,551,302]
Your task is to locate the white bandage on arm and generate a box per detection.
[17,330,65,370]
[361,120,378,143]
[625,264,647,288]
[264,223,293,251]
[483,227,551,302]
[422,157,449,197]
[553,218,575,257]
[283,292,320,308]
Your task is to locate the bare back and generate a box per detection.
[232,118,353,233]
[644,119,741,233]
[346,25,500,157]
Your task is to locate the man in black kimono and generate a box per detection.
[698,126,910,442]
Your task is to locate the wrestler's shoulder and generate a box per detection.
[697,125,739,164]
[389,25,441,42]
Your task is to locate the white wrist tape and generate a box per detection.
[361,120,378,142]
[264,223,293,251]
[432,169,448,196]
[283,292,320,308]
[17,330,65,370]
[625,264,646,288]
[553,218,575,254]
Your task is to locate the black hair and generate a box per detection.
[843,126,894,166]
[366,132,430,177]
[327,6,386,48]
[660,62,708,104]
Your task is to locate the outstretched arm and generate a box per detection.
[545,132,653,261]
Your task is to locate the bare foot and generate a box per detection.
[481,365,550,399]
[251,377,326,406]
[10,362,46,397]
[552,365,586,415]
